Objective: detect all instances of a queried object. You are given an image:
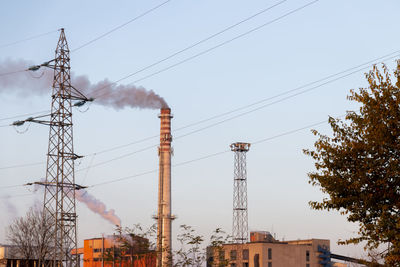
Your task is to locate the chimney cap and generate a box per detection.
[160,108,171,113]
[159,108,173,118]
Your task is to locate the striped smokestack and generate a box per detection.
[157,108,173,267]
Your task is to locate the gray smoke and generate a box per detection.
[0,59,51,96]
[75,189,121,226]
[0,58,168,109]
[1,194,18,218]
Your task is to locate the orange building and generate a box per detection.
[76,235,156,267]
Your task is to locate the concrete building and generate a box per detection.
[73,235,156,267]
[207,231,344,267]
[0,244,54,267]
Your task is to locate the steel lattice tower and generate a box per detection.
[231,142,250,244]
[42,29,81,267]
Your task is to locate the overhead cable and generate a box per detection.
[0,110,50,122]
[1,52,399,171]
[0,29,58,48]
[1,0,314,120]
[89,115,339,188]
[71,0,173,52]
[69,53,400,171]
[129,0,320,85]
[0,1,173,76]
[90,0,318,99]
[89,0,287,98]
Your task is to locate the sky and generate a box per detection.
[1,0,400,260]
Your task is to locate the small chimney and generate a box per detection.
[157,108,173,267]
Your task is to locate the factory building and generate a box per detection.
[207,231,345,267]
[0,244,55,267]
[73,235,156,267]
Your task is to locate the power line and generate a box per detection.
[0,184,26,189]
[0,193,35,199]
[71,0,173,52]
[1,52,398,171]
[0,1,173,77]
[0,69,27,77]
[89,0,286,98]
[0,114,340,190]
[76,144,159,172]
[172,50,400,133]
[0,161,44,170]
[0,29,58,48]
[1,0,313,121]
[86,134,159,155]
[70,53,400,171]
[0,110,50,122]
[89,115,338,188]
[129,0,320,84]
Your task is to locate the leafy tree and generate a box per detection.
[6,207,54,266]
[173,224,205,267]
[206,228,231,267]
[105,224,229,267]
[102,224,156,267]
[304,61,400,265]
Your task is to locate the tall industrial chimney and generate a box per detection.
[157,108,173,267]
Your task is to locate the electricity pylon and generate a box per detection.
[25,28,89,267]
[41,28,87,267]
[12,28,91,266]
[231,142,250,266]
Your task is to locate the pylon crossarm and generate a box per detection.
[26,182,87,190]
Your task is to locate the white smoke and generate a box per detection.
[0,58,168,109]
[31,181,120,226]
[75,189,121,226]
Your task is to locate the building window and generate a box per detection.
[306,250,310,262]
[243,263,249,267]
[219,249,225,261]
[230,250,237,261]
[254,253,260,267]
[243,249,249,260]
[306,264,310,267]
[230,264,236,267]
[268,262,272,267]
[268,248,272,260]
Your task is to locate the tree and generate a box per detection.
[6,207,54,266]
[304,61,400,265]
[173,225,205,267]
[105,224,229,267]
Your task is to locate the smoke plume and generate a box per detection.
[75,189,121,226]
[2,194,18,218]
[0,58,168,109]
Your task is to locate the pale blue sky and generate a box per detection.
[1,0,399,259]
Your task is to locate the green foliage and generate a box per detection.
[172,225,231,267]
[304,61,400,265]
[207,228,231,267]
[105,224,229,267]
[102,224,156,265]
[173,225,205,267]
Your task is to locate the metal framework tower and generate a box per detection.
[41,29,87,267]
[231,142,250,244]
